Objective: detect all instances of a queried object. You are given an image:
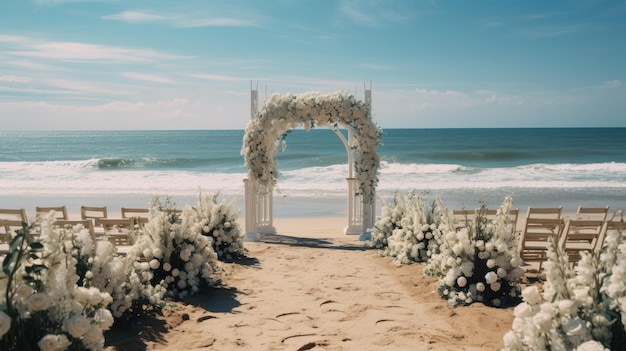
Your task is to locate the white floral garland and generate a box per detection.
[242,91,381,203]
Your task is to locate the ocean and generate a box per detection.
[0,128,625,219]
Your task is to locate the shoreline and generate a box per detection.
[4,191,623,225]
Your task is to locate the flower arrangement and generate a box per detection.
[370,192,441,264]
[502,212,626,350]
[370,193,410,250]
[424,196,524,308]
[242,91,382,203]
[124,197,221,300]
[191,193,245,260]
[1,218,113,351]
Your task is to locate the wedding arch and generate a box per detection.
[241,84,381,240]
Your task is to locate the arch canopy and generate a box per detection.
[242,91,381,203]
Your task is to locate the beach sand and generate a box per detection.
[103,217,515,351]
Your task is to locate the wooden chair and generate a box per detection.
[36,205,69,221]
[95,217,135,246]
[121,207,150,228]
[575,206,609,221]
[81,206,108,222]
[558,219,607,265]
[519,207,564,270]
[0,208,29,243]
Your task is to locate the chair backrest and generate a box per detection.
[121,207,150,227]
[558,219,608,263]
[519,210,565,268]
[36,206,69,221]
[81,206,108,221]
[576,206,609,221]
[0,208,28,222]
[53,219,96,244]
[0,208,29,243]
[526,207,563,220]
[121,207,149,218]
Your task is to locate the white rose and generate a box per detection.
[502,330,522,349]
[456,276,467,287]
[163,262,172,272]
[149,259,160,270]
[82,325,103,344]
[26,292,50,311]
[476,282,485,292]
[94,308,114,330]
[485,271,498,284]
[486,259,496,269]
[522,285,542,305]
[63,314,91,338]
[513,302,534,318]
[153,248,163,259]
[557,299,577,316]
[37,334,66,351]
[575,340,608,351]
[490,281,501,292]
[0,310,11,338]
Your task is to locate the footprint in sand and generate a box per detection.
[275,311,314,323]
[319,300,348,321]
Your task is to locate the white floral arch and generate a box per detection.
[242,88,381,239]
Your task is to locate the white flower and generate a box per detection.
[522,285,542,305]
[490,281,501,292]
[486,259,496,269]
[575,340,608,351]
[82,324,103,344]
[557,299,577,316]
[457,276,467,287]
[513,302,534,318]
[476,282,485,292]
[163,262,172,272]
[94,308,114,330]
[502,330,522,349]
[37,334,70,351]
[0,310,11,338]
[26,292,50,311]
[149,259,160,270]
[485,271,498,284]
[63,314,91,338]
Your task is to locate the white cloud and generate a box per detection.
[176,17,257,28]
[188,74,252,82]
[4,36,192,63]
[102,11,165,23]
[122,72,176,84]
[521,25,582,38]
[600,80,622,89]
[0,75,32,83]
[44,79,132,96]
[102,10,260,28]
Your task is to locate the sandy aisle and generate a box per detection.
[105,217,514,351]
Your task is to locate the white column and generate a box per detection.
[344,178,363,235]
[243,179,260,241]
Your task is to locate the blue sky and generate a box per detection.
[1,0,625,130]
